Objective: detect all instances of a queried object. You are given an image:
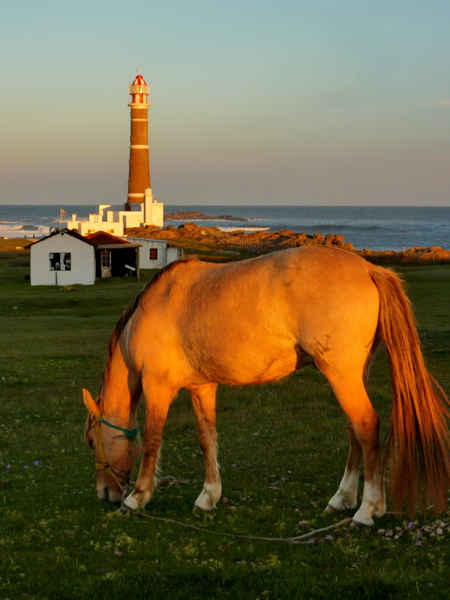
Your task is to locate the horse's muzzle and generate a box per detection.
[97,485,122,503]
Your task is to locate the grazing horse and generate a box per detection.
[83,246,450,525]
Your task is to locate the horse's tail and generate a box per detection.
[369,266,450,516]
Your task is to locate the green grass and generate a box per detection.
[1,253,449,599]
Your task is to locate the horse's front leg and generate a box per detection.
[325,420,362,513]
[189,383,222,510]
[122,383,176,510]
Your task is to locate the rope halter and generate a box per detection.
[89,415,140,489]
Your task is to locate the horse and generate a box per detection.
[83,246,450,525]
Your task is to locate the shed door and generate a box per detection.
[100,250,112,278]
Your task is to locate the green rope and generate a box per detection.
[98,415,140,440]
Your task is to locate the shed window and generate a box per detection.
[101,250,111,268]
[49,252,71,271]
[150,248,158,260]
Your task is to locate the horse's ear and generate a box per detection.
[82,389,100,417]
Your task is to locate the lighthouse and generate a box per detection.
[126,73,151,210]
[64,72,164,235]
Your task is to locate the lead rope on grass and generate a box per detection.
[125,510,353,545]
[124,502,449,544]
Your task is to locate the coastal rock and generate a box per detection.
[323,234,347,248]
[123,226,450,265]
[294,233,308,243]
[179,222,199,231]
[420,249,450,261]
[157,229,178,239]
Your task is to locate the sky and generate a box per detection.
[1,0,449,206]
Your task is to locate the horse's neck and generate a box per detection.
[101,343,140,425]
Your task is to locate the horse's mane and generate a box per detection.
[98,259,194,401]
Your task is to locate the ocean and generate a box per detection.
[1,204,449,252]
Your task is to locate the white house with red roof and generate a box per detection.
[27,229,142,285]
[27,229,181,285]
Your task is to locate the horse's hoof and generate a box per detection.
[122,493,140,511]
[194,483,221,511]
[194,495,216,511]
[324,504,337,514]
[350,518,374,528]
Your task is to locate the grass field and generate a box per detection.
[1,250,449,599]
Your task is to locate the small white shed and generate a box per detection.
[28,229,96,286]
[125,237,183,270]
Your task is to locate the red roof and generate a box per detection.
[25,229,140,250]
[85,231,132,246]
[132,74,147,86]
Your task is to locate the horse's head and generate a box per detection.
[82,389,141,503]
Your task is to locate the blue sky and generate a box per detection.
[1,0,449,206]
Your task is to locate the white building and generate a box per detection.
[65,188,163,237]
[126,237,183,270]
[27,229,182,286]
[28,229,96,286]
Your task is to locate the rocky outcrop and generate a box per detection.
[124,224,449,264]
[358,245,450,264]
[406,247,450,262]
[125,223,353,253]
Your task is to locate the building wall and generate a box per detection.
[67,216,125,237]
[167,246,183,264]
[144,201,164,228]
[30,232,95,286]
[64,202,163,236]
[126,238,183,270]
[128,105,150,203]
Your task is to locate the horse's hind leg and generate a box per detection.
[189,383,222,510]
[325,374,385,526]
[123,383,177,510]
[325,420,362,513]
[326,340,382,514]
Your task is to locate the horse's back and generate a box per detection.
[128,247,380,386]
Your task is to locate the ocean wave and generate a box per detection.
[243,218,386,231]
[176,217,248,223]
[217,226,271,232]
[299,223,384,231]
[0,223,49,239]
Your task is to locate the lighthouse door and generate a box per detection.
[100,250,112,278]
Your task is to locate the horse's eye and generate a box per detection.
[88,439,94,449]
